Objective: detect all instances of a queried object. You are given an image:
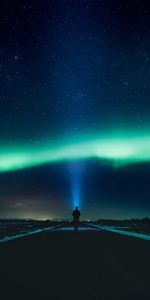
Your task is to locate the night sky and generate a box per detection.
[0,0,150,220]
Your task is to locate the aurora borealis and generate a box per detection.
[1,132,150,172]
[0,0,150,219]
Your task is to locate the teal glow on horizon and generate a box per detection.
[1,132,150,172]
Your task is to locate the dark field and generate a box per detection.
[0,220,58,240]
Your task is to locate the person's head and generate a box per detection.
[75,206,78,210]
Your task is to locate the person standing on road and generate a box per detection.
[72,206,81,231]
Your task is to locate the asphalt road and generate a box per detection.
[0,225,149,300]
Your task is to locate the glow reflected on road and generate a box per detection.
[55,226,101,231]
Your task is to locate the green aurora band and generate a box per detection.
[1,133,150,172]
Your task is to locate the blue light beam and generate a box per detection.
[68,161,85,209]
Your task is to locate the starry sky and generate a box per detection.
[0,0,150,220]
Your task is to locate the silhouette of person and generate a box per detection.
[72,206,81,231]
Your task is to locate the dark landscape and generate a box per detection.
[0,221,150,300]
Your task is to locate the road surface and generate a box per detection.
[0,225,149,300]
